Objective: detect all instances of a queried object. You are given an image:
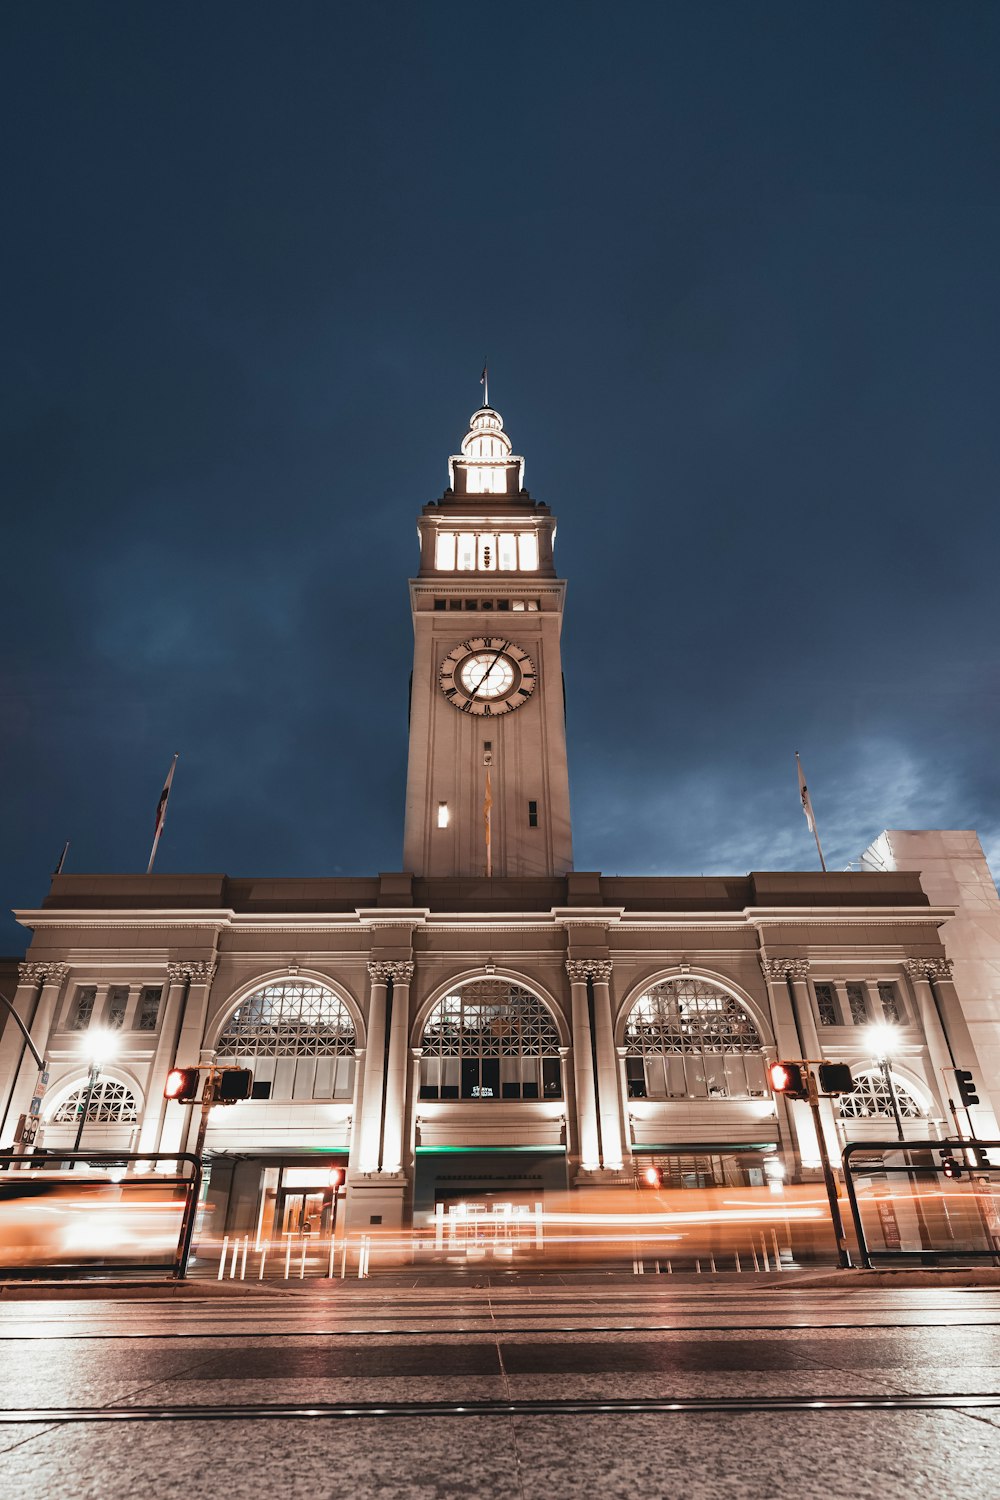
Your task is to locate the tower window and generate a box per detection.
[447,599,461,610]
[518,533,539,570]
[456,533,476,570]
[437,802,450,829]
[498,533,518,570]
[528,801,538,827]
[477,534,496,570]
[433,598,446,611]
[497,599,510,611]
[435,533,456,571]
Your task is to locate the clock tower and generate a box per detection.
[403,403,573,878]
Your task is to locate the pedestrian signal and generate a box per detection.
[817,1063,854,1096]
[164,1067,200,1103]
[768,1061,810,1101]
[216,1068,253,1103]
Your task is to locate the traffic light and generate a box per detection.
[971,1145,993,1171]
[768,1061,810,1101]
[164,1067,201,1102]
[954,1069,980,1107]
[817,1062,854,1096]
[641,1164,663,1188]
[328,1166,345,1189]
[215,1068,253,1103]
[940,1153,964,1180]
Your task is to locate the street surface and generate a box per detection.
[1,1274,999,1498]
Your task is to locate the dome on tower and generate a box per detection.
[460,406,513,462]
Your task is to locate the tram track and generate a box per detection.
[3,1392,1000,1423]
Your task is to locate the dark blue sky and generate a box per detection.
[3,2,999,952]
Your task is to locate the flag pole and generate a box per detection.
[484,747,493,879]
[795,751,827,872]
[147,753,179,874]
[54,841,69,876]
[480,358,489,409]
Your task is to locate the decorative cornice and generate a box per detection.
[565,959,613,982]
[368,960,414,984]
[167,960,217,985]
[905,956,954,982]
[18,961,70,985]
[760,957,811,982]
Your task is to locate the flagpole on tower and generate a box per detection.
[480,358,489,409]
[147,753,179,874]
[795,751,827,872]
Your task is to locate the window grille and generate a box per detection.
[846,982,868,1025]
[216,980,358,1102]
[69,988,96,1031]
[877,982,902,1023]
[623,978,767,1099]
[136,987,162,1031]
[838,1071,924,1120]
[814,983,838,1027]
[420,979,562,1100]
[53,1079,139,1124]
[106,986,129,1029]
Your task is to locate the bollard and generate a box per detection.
[327,1235,336,1279]
[695,1258,701,1274]
[240,1236,249,1280]
[771,1228,783,1270]
[735,1250,742,1274]
[666,1260,673,1274]
[341,1237,348,1279]
[229,1238,240,1279]
[709,1255,717,1274]
[751,1243,760,1272]
[218,1236,229,1281]
[759,1233,770,1272]
[259,1241,269,1280]
[284,1232,293,1280]
[299,1237,307,1280]
[654,1260,661,1274]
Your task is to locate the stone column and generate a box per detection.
[157,961,217,1158]
[346,1047,367,1175]
[902,959,953,1121]
[0,962,70,1144]
[785,958,840,1162]
[759,957,815,1172]
[589,961,625,1171]
[380,961,415,1174]
[138,963,196,1155]
[566,961,600,1171]
[357,962,390,1172]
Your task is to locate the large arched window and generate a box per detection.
[624,977,767,1100]
[419,979,563,1101]
[838,1071,925,1120]
[216,979,357,1102]
[52,1079,139,1124]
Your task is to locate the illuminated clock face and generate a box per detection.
[439,638,536,716]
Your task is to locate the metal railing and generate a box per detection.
[842,1138,1000,1268]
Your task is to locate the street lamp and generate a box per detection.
[70,1027,120,1163]
[867,1022,906,1141]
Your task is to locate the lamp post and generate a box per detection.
[868,1022,906,1141]
[69,1028,119,1165]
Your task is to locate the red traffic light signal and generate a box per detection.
[215,1068,253,1103]
[328,1166,345,1189]
[768,1061,810,1101]
[940,1153,964,1180]
[164,1067,201,1102]
[642,1165,663,1188]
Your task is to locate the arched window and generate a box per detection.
[420,979,563,1101]
[52,1079,139,1124]
[838,1071,925,1120]
[216,979,357,1102]
[624,977,767,1100]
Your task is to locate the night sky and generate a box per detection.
[3,2,999,954]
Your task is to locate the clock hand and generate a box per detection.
[471,647,506,698]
